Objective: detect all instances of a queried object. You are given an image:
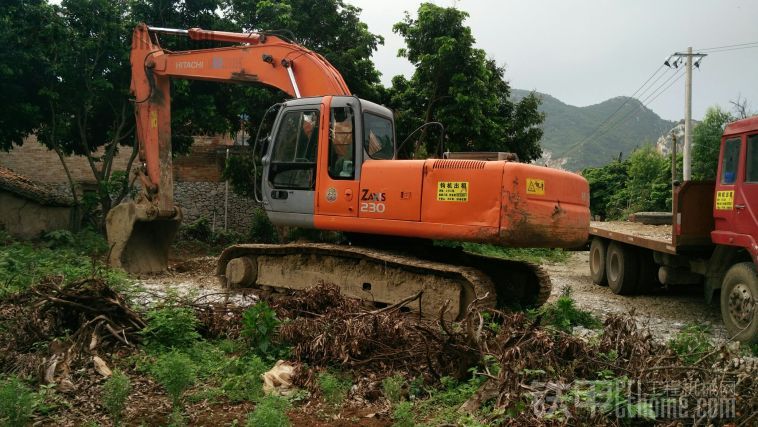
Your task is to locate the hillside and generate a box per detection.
[512,89,676,170]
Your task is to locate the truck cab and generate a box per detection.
[712,116,758,264]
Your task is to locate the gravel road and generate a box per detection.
[544,251,727,342]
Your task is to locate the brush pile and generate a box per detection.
[0,277,144,387]
[274,283,757,425]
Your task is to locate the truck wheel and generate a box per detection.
[605,242,639,295]
[589,238,608,285]
[636,248,660,293]
[720,262,757,343]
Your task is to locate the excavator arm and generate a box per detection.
[131,22,350,211]
[108,23,351,273]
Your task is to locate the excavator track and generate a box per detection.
[216,242,551,320]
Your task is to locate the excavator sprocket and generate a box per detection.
[216,243,551,320]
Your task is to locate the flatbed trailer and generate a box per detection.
[587,115,758,344]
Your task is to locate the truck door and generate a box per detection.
[262,105,321,223]
[315,96,360,217]
[714,136,742,233]
[735,133,758,236]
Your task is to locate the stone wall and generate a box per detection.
[174,182,259,235]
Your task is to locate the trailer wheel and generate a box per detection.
[720,262,757,343]
[589,238,608,285]
[605,242,639,295]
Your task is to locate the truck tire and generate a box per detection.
[589,238,608,285]
[605,242,639,295]
[720,262,757,343]
[636,248,660,293]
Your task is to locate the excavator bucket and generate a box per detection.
[106,202,182,274]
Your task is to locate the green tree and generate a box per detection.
[692,106,734,180]
[223,0,384,100]
[626,145,671,212]
[389,3,544,161]
[0,0,140,222]
[583,160,629,219]
[220,0,385,196]
[0,0,60,151]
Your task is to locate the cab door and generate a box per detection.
[262,103,321,222]
[735,133,758,236]
[315,96,360,217]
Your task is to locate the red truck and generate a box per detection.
[588,116,758,343]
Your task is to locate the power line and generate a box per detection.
[698,41,758,51]
[568,65,668,153]
[577,68,685,151]
[700,45,758,54]
[591,69,685,144]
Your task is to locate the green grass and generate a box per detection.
[535,287,602,332]
[668,324,714,365]
[318,372,351,407]
[0,230,129,298]
[246,395,291,427]
[436,241,570,264]
[413,376,490,426]
[0,376,36,426]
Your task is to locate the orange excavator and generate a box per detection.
[107,24,591,319]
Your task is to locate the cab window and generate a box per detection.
[328,106,355,179]
[363,113,394,160]
[747,135,758,183]
[269,109,319,190]
[720,137,741,184]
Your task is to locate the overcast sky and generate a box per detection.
[346,0,758,121]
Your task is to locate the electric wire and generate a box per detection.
[698,45,758,54]
[563,67,684,159]
[573,65,667,149]
[576,68,686,152]
[567,66,674,155]
[697,41,758,51]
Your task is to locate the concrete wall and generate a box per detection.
[0,192,73,239]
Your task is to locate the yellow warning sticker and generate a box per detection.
[150,111,158,128]
[437,181,469,202]
[526,178,545,195]
[715,190,734,210]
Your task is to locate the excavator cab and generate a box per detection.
[261,96,395,226]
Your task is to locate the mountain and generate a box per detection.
[511,89,676,170]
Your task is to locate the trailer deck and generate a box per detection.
[590,221,676,254]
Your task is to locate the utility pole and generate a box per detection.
[664,48,706,181]
[684,47,692,181]
[671,131,677,186]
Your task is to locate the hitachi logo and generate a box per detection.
[176,61,204,69]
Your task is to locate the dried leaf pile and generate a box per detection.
[0,277,143,386]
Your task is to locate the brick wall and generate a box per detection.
[0,135,237,184]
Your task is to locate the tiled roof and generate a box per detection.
[0,166,75,206]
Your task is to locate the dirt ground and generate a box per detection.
[544,251,726,342]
